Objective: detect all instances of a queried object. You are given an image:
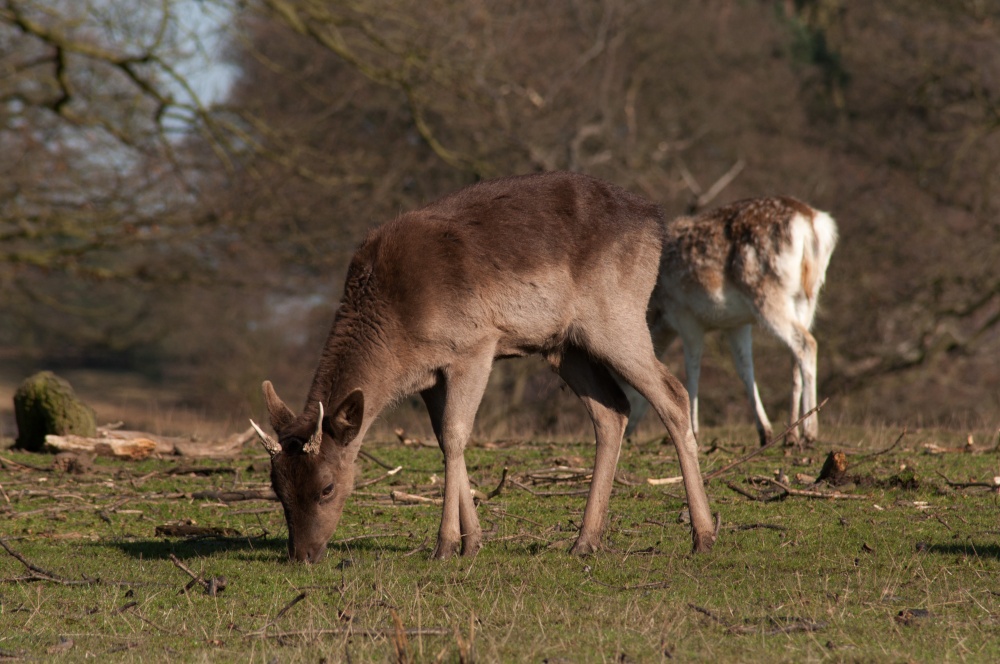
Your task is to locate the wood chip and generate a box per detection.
[647,476,684,485]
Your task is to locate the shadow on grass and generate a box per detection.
[107,536,287,562]
[106,534,418,562]
[927,542,1000,560]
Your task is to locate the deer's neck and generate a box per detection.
[304,308,400,418]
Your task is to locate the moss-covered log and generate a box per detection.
[13,371,96,452]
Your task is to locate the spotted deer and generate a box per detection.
[623,197,838,446]
[251,172,716,563]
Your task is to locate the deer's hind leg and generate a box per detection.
[623,317,677,437]
[580,315,716,553]
[756,298,819,443]
[725,324,773,446]
[548,346,631,555]
[422,349,493,559]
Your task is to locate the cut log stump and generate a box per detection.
[13,371,96,451]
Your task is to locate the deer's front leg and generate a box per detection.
[434,447,480,559]
[425,355,492,560]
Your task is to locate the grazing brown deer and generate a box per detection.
[250,172,716,563]
[623,197,838,446]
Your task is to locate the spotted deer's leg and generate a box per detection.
[757,300,819,443]
[725,324,773,446]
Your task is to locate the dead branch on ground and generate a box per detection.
[0,538,93,585]
[758,477,869,500]
[168,554,226,596]
[703,399,828,484]
[487,467,509,500]
[390,490,442,505]
[355,466,403,488]
[856,429,908,461]
[934,471,1000,490]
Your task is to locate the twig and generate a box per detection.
[760,477,869,500]
[114,601,138,615]
[359,449,399,470]
[688,603,728,625]
[855,428,908,463]
[487,467,509,500]
[509,479,539,496]
[355,466,403,488]
[0,538,90,585]
[703,399,828,484]
[390,609,410,664]
[696,159,746,209]
[390,490,441,505]
[934,471,999,490]
[168,554,226,596]
[0,455,50,472]
[725,481,788,503]
[275,592,307,620]
[168,554,203,586]
[402,537,429,557]
[648,476,684,486]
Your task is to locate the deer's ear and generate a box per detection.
[328,389,364,444]
[263,381,296,431]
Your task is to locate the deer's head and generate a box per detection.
[251,380,364,563]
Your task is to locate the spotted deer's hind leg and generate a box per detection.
[548,346,630,555]
[756,297,819,443]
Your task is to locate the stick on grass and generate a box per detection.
[703,399,828,484]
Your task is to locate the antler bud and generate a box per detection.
[250,419,281,458]
[302,402,324,455]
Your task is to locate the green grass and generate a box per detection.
[1,424,999,662]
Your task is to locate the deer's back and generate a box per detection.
[344,172,664,356]
[656,197,836,329]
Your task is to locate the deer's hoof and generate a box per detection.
[692,531,716,553]
[461,536,482,558]
[569,537,601,556]
[432,538,461,560]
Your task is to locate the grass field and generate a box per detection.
[1,423,999,662]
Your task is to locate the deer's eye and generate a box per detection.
[321,483,335,498]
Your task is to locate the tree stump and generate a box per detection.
[13,371,97,452]
[817,450,849,485]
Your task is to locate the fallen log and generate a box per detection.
[45,434,157,460]
[44,427,256,459]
